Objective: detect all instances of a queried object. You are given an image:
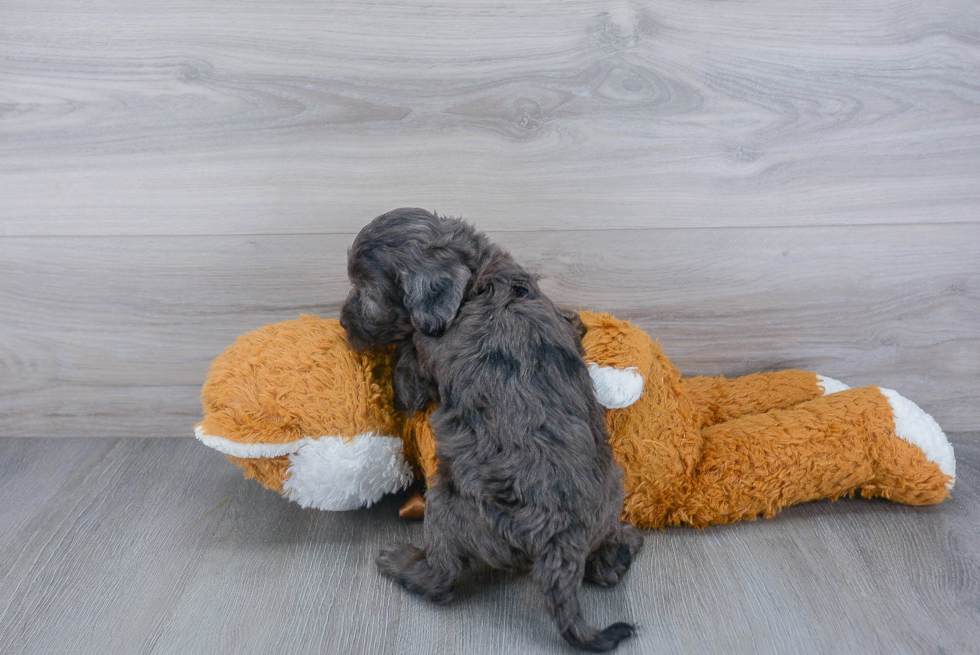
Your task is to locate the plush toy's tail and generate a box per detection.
[669,386,955,528]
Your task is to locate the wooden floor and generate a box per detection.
[0,436,976,654]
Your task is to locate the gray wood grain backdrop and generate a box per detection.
[1,0,978,436]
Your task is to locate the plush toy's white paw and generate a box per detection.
[282,433,415,511]
[878,388,956,489]
[588,363,644,409]
[816,374,851,395]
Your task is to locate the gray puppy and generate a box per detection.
[340,208,642,651]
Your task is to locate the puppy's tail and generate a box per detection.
[534,543,636,652]
[563,621,636,652]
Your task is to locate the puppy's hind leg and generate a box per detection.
[376,540,464,605]
[585,523,644,588]
[533,535,636,652]
[376,485,467,604]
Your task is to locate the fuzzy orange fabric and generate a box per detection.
[228,454,291,493]
[577,313,703,527]
[196,316,421,498]
[684,370,824,428]
[196,312,953,529]
[198,316,401,445]
[673,387,953,527]
[403,411,440,482]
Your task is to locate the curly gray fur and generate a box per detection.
[340,208,642,651]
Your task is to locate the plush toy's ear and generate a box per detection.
[400,261,470,337]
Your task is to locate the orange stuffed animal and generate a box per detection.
[195,312,954,529]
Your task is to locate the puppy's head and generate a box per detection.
[341,208,473,350]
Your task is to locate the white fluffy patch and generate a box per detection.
[588,363,644,409]
[282,433,416,511]
[879,388,956,489]
[816,374,851,395]
[195,425,310,458]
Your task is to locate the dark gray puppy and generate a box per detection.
[340,208,642,652]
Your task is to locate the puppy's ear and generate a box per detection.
[401,262,470,337]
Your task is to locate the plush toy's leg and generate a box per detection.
[398,489,426,520]
[684,370,851,428]
[670,386,955,528]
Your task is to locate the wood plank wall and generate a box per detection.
[1,0,978,437]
